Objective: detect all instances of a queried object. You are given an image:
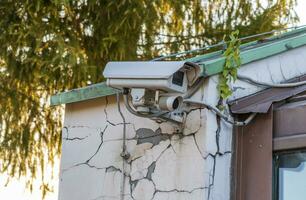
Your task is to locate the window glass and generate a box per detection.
[275,151,306,200]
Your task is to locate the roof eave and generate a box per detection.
[50,29,306,106]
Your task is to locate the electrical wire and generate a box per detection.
[116,92,128,200]
[237,74,306,88]
[152,41,226,61]
[123,87,256,126]
[184,99,257,126]
[116,93,128,155]
[152,25,306,61]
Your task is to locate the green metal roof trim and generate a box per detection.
[50,82,118,106]
[198,32,306,77]
[51,27,306,106]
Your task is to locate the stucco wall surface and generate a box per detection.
[58,76,233,200]
[58,45,306,200]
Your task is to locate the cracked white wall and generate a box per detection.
[58,45,306,200]
[58,75,233,200]
[230,45,306,100]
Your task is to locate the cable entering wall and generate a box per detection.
[116,92,129,200]
[237,74,306,88]
[184,99,256,126]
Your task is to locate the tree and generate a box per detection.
[0,0,298,198]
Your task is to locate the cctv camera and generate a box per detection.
[158,95,183,111]
[103,61,201,123]
[103,61,200,93]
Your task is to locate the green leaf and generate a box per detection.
[218,30,241,99]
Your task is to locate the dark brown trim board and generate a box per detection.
[273,103,306,138]
[229,75,306,114]
[235,110,273,200]
[273,134,306,151]
[273,102,306,151]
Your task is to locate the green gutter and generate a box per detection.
[200,33,306,77]
[50,82,117,106]
[187,26,306,63]
[50,29,306,106]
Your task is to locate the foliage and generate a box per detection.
[219,30,241,99]
[0,0,298,198]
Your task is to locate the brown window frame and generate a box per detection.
[233,100,306,200]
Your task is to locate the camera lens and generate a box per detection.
[172,98,179,110]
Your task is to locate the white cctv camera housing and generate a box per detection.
[103,61,201,123]
[103,61,201,93]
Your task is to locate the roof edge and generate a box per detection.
[200,32,306,77]
[187,26,306,63]
[50,82,117,106]
[50,28,306,106]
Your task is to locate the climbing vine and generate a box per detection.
[218,30,241,99]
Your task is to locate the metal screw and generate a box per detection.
[121,151,130,160]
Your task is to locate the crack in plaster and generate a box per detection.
[215,116,221,154]
[62,125,108,172]
[207,117,219,200]
[86,125,107,162]
[62,126,174,200]
[204,150,231,200]
[156,187,207,194]
[205,97,232,200]
[278,58,287,80]
[266,64,276,83]
[62,126,69,138]
[63,126,89,141]
[63,135,89,141]
[205,152,232,200]
[193,134,205,159]
[62,126,106,141]
[146,162,156,181]
[151,186,208,200]
[104,96,133,127]
[61,101,232,200]
[104,96,117,126]
[232,86,245,93]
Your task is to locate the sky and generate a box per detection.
[296,0,306,25]
[0,162,59,200]
[0,1,306,200]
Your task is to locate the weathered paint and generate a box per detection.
[59,77,233,200]
[51,82,117,106]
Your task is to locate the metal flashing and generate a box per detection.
[50,82,117,106]
[187,26,306,64]
[229,75,306,114]
[51,28,306,106]
[198,33,306,77]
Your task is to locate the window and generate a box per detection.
[274,150,306,200]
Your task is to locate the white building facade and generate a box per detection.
[51,27,306,200]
